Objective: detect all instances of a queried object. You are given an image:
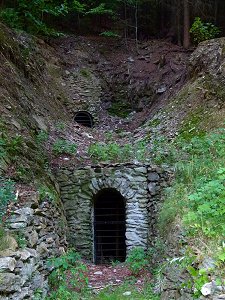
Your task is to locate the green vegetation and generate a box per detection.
[88,141,147,163]
[190,17,220,44]
[47,248,160,300]
[14,232,27,248]
[52,138,77,156]
[80,68,91,78]
[0,1,114,36]
[99,31,120,38]
[38,184,59,203]
[91,282,159,300]
[55,122,66,131]
[0,0,68,36]
[0,176,15,222]
[158,129,225,234]
[183,168,225,238]
[35,130,49,144]
[126,247,149,276]
[178,109,206,141]
[108,102,132,118]
[157,128,225,295]
[0,8,22,30]
[47,249,88,300]
[0,135,23,158]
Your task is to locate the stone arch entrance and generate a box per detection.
[57,165,169,262]
[93,188,126,264]
[74,111,93,128]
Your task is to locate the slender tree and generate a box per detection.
[183,0,190,48]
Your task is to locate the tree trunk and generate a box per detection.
[214,0,218,23]
[135,0,138,51]
[183,0,190,48]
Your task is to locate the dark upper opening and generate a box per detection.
[74,111,93,128]
[93,188,126,264]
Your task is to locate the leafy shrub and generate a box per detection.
[37,184,58,202]
[187,266,209,298]
[0,135,23,158]
[52,139,77,155]
[55,122,66,131]
[48,249,82,272]
[0,0,68,35]
[190,17,220,44]
[36,130,49,144]
[126,247,149,276]
[14,232,27,248]
[183,168,225,238]
[108,102,132,118]
[80,68,91,78]
[0,137,7,159]
[0,177,15,222]
[47,250,88,298]
[88,141,147,163]
[0,8,22,29]
[158,129,225,237]
[100,31,120,38]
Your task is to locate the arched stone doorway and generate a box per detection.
[74,111,93,128]
[93,188,126,264]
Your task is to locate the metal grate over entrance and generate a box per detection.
[93,188,126,264]
[74,111,93,128]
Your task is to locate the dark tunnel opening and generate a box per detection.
[93,188,126,264]
[74,111,93,128]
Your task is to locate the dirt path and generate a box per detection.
[86,263,152,291]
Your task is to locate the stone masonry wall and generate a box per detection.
[0,192,67,300]
[56,163,171,260]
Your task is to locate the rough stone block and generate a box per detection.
[0,273,22,292]
[0,257,16,272]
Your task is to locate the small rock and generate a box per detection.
[213,294,225,300]
[201,282,215,296]
[123,291,132,296]
[156,86,167,94]
[137,280,142,284]
[19,249,31,261]
[37,242,49,256]
[0,273,22,292]
[0,257,16,272]
[28,230,38,247]
[94,271,103,275]
[148,182,157,195]
[46,237,54,244]
[199,257,216,271]
[127,57,134,63]
[148,172,160,181]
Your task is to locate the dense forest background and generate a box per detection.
[0,0,225,48]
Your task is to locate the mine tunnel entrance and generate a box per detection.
[93,188,126,264]
[74,111,93,128]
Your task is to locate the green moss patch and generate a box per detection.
[108,101,133,118]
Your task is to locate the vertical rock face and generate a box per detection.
[56,163,172,259]
[0,193,67,300]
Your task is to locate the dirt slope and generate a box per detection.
[0,23,224,186]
